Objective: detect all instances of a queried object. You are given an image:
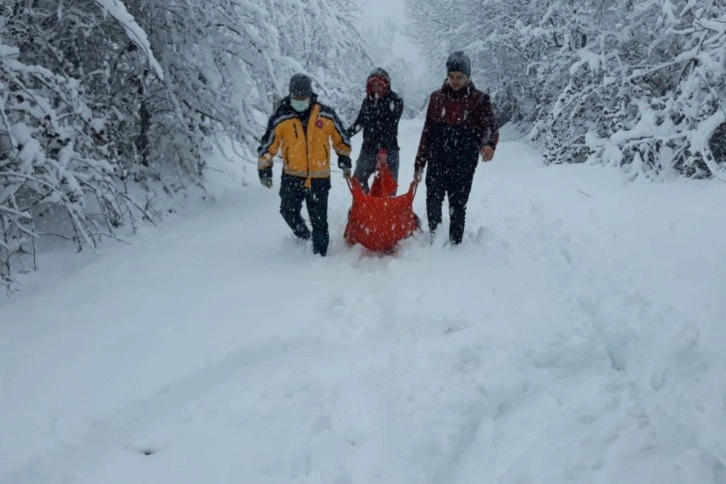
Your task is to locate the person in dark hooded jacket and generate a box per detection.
[347,68,404,193]
[414,51,499,246]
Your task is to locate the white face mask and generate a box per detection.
[291,98,310,112]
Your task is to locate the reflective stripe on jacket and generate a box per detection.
[258,95,351,181]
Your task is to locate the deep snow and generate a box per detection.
[1,119,725,484]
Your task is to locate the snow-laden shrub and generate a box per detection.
[1,0,372,292]
[543,1,726,180]
[406,0,726,179]
[0,41,145,291]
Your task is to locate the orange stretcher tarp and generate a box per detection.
[344,163,420,252]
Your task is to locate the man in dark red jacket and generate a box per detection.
[414,51,499,245]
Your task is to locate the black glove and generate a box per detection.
[338,155,352,170]
[259,168,273,189]
[338,156,352,179]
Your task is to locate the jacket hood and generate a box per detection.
[366,68,391,98]
[367,67,391,84]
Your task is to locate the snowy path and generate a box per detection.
[1,120,725,484]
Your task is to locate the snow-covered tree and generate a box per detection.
[267,0,373,119]
[544,1,726,179]
[406,0,726,179]
[1,0,372,291]
[0,0,160,291]
[405,0,542,123]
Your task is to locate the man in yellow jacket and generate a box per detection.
[258,74,352,257]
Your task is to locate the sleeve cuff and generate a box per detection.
[258,154,273,169]
[338,155,352,169]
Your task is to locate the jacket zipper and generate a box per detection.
[303,117,310,182]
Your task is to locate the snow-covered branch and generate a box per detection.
[93,0,164,79]
[406,0,725,179]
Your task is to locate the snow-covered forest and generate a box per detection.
[1,0,725,287]
[406,0,726,178]
[0,0,376,289]
[2,2,725,482]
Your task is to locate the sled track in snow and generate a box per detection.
[1,337,332,484]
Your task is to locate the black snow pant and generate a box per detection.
[425,157,477,245]
[279,174,331,256]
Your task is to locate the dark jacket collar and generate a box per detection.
[441,80,475,97]
[367,89,397,102]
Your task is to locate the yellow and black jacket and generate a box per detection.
[258,95,351,186]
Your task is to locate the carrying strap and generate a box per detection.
[347,177,418,199]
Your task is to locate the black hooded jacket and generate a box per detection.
[347,70,404,153]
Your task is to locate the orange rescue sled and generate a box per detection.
[344,163,421,252]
